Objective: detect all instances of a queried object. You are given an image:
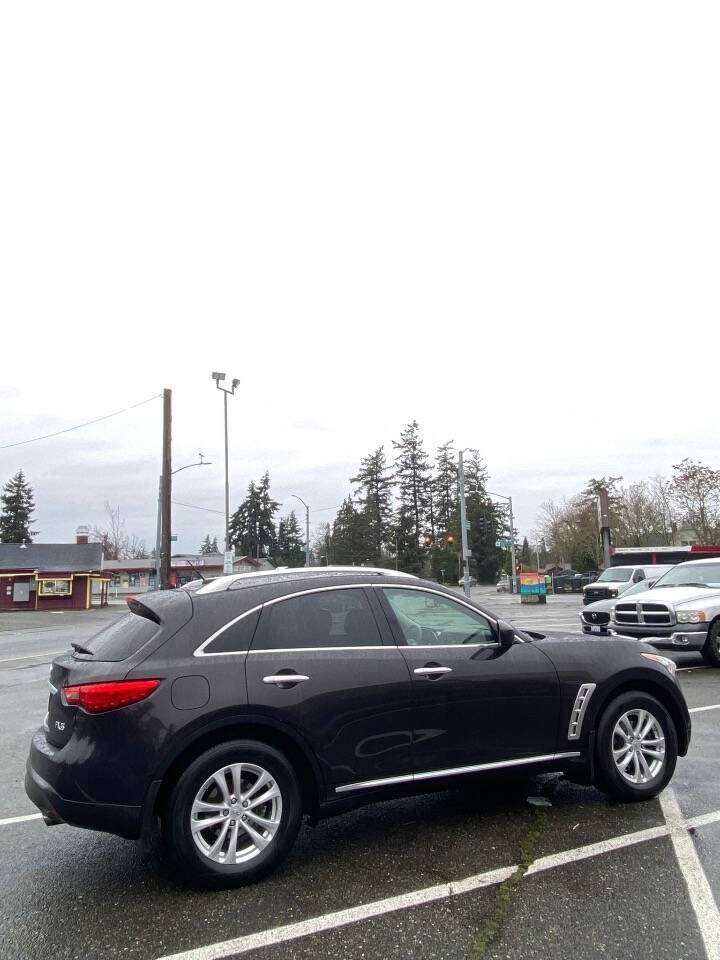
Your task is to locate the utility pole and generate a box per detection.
[154,475,162,589]
[160,388,172,590]
[458,450,471,599]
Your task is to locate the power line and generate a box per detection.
[0,394,162,450]
[172,499,225,516]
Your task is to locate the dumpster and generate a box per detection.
[520,572,547,604]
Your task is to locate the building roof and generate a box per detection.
[0,542,103,573]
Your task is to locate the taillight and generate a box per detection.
[62,679,160,713]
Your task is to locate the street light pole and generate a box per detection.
[458,450,471,599]
[291,494,310,567]
[212,373,240,574]
[153,455,211,590]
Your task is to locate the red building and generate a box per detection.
[0,542,109,611]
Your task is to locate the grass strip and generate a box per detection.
[472,808,549,957]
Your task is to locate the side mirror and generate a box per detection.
[498,621,516,649]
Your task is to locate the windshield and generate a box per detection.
[653,564,720,589]
[597,568,633,583]
[623,579,651,597]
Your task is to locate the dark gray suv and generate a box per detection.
[26,567,691,887]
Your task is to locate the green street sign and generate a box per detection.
[495,539,512,549]
[170,535,178,542]
[465,521,471,530]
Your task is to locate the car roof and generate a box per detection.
[674,557,720,567]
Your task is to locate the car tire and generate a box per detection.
[594,691,677,802]
[701,620,720,667]
[163,739,303,888]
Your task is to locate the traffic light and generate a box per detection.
[423,532,434,546]
[446,534,454,545]
[515,562,522,574]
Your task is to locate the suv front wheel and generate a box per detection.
[702,620,720,667]
[595,692,677,801]
[164,739,303,887]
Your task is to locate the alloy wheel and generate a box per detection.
[611,709,665,785]
[190,762,283,864]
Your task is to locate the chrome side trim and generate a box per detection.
[335,751,582,793]
[249,646,387,654]
[567,683,596,740]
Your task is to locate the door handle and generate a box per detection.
[263,674,310,686]
[413,666,452,678]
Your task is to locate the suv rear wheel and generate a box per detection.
[702,620,720,667]
[164,739,302,887]
[595,691,677,801]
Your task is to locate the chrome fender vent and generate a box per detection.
[568,683,597,740]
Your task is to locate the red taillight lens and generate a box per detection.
[62,679,161,713]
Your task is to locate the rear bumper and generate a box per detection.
[608,624,708,651]
[25,729,144,840]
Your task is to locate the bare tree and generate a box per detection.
[669,458,720,544]
[92,502,147,560]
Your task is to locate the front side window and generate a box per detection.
[382,588,496,646]
[253,589,382,651]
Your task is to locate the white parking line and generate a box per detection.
[0,813,42,827]
[660,789,720,960]
[689,704,720,714]
[156,807,720,960]
[0,650,64,664]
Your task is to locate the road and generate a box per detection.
[0,592,718,960]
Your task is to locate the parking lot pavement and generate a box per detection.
[0,597,719,959]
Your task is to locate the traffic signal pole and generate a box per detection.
[458,450,471,599]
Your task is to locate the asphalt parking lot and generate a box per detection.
[1,591,718,960]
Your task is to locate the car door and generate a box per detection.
[245,585,413,794]
[376,586,561,776]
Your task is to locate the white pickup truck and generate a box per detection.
[608,557,720,666]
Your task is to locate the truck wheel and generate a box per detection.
[595,692,677,801]
[702,621,720,667]
[164,739,303,888]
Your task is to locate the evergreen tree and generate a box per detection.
[199,534,219,555]
[521,536,531,567]
[0,469,36,543]
[462,451,503,583]
[350,446,394,563]
[394,504,425,574]
[331,498,368,565]
[434,441,457,535]
[393,421,433,545]
[228,472,279,558]
[277,511,305,567]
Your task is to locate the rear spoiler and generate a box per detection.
[126,597,162,625]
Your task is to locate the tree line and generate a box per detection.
[538,459,720,571]
[228,421,511,581]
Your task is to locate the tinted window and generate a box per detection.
[253,589,382,650]
[383,588,495,646]
[83,612,158,661]
[203,608,261,654]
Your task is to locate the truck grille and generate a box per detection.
[585,588,610,601]
[582,610,610,625]
[614,602,672,626]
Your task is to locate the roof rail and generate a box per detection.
[194,565,417,595]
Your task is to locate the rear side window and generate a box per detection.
[253,589,382,650]
[202,608,261,654]
[82,612,158,661]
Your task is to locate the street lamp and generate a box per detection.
[291,494,310,567]
[487,489,517,594]
[212,373,240,574]
[154,454,213,589]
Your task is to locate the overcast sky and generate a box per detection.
[1,2,718,554]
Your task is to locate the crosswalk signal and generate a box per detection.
[515,561,522,574]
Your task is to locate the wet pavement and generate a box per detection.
[0,594,718,959]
